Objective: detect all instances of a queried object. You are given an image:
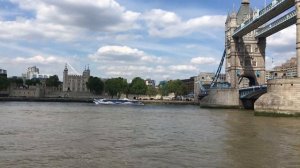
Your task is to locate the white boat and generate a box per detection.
[93,98,144,105]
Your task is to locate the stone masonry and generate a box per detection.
[225,0,266,88]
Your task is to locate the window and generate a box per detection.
[245,45,251,52]
[245,59,251,66]
[252,60,257,67]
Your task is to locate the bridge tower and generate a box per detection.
[225,0,266,88]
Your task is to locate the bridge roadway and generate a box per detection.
[233,0,294,37]
[256,10,296,37]
[239,85,267,99]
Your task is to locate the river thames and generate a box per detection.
[0,102,299,168]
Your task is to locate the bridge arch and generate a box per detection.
[238,74,258,88]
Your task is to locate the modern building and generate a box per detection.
[266,57,297,80]
[281,57,297,78]
[0,69,7,78]
[145,78,155,87]
[181,77,195,95]
[63,64,90,92]
[194,72,226,88]
[22,66,50,80]
[265,70,271,82]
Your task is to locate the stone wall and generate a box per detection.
[9,86,42,98]
[255,78,300,116]
[200,88,240,108]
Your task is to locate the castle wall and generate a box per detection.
[9,86,42,98]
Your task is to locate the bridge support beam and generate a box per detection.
[297,0,300,77]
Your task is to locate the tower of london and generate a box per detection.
[63,64,90,92]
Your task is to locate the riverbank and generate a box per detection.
[0,97,199,105]
[141,100,198,105]
[0,97,93,103]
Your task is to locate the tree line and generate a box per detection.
[0,75,61,91]
[0,74,188,98]
[86,76,187,98]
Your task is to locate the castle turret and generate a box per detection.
[242,0,249,4]
[237,0,252,25]
[83,65,90,78]
[63,64,68,91]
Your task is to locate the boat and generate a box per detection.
[93,98,144,105]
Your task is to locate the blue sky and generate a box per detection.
[0,0,296,82]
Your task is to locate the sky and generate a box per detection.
[0,0,296,82]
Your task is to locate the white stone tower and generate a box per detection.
[63,64,69,92]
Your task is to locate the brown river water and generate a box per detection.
[0,102,299,168]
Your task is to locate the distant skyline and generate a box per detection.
[0,0,296,81]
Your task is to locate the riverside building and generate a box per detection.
[22,66,50,80]
[0,69,7,78]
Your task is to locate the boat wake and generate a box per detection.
[93,98,144,106]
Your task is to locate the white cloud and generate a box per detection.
[96,64,198,81]
[11,0,140,31]
[191,57,218,65]
[89,45,162,63]
[266,25,296,70]
[0,20,80,41]
[143,9,226,38]
[1,0,140,41]
[169,65,197,72]
[10,55,67,65]
[0,55,71,80]
[268,25,295,47]
[89,45,200,80]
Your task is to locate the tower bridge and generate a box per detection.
[199,0,300,116]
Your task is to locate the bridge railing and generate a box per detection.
[239,85,267,91]
[256,10,296,37]
[239,85,267,99]
[259,0,285,16]
[233,0,288,36]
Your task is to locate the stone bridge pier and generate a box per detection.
[254,0,300,116]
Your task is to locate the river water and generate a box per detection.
[0,102,299,168]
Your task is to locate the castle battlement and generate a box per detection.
[63,64,90,92]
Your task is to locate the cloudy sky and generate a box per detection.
[0,0,296,82]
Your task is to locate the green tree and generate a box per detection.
[158,81,168,96]
[86,76,104,95]
[146,86,158,97]
[166,80,187,97]
[105,77,127,98]
[46,75,60,87]
[129,77,147,96]
[25,79,32,86]
[0,76,9,91]
[25,78,40,86]
[9,77,23,87]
